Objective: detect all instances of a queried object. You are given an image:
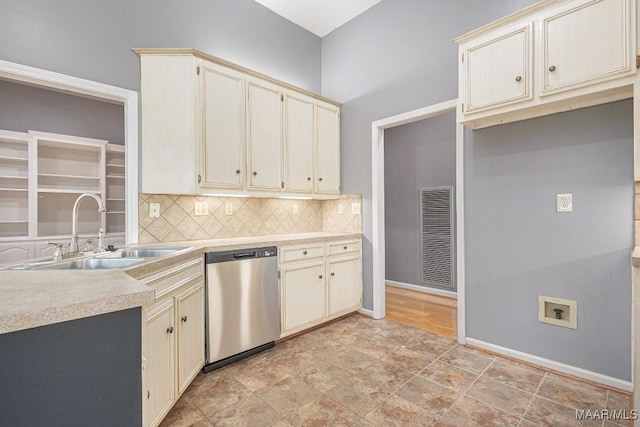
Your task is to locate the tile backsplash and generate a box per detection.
[138,193,362,243]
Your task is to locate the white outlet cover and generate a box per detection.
[556,193,573,213]
[338,204,344,214]
[293,204,299,215]
[225,203,233,216]
[351,202,361,215]
[194,202,209,216]
[149,202,160,218]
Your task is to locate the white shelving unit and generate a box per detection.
[0,130,126,264]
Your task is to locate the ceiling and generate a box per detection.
[253,0,382,37]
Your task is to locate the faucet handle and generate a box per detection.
[82,239,95,253]
[47,242,65,261]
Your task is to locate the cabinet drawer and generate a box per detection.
[279,244,324,263]
[144,258,203,298]
[327,240,360,257]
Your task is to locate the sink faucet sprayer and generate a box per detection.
[69,193,106,254]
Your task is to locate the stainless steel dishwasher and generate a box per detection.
[203,246,280,372]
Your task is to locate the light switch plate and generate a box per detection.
[225,203,233,216]
[338,204,344,215]
[351,202,361,215]
[293,204,299,215]
[149,202,160,218]
[194,202,208,216]
[556,193,573,213]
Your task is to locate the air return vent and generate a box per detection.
[420,187,455,289]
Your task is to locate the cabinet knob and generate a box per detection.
[515,76,522,82]
[307,177,311,181]
[235,169,240,174]
[319,177,323,182]
[343,246,348,250]
[166,326,174,334]
[253,171,257,176]
[331,272,335,276]
[181,316,188,323]
[548,65,556,72]
[319,275,323,279]
[147,390,150,399]
[303,250,308,255]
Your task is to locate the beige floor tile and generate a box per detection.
[438,345,494,374]
[403,338,454,360]
[382,346,436,374]
[396,376,459,418]
[363,394,439,426]
[537,373,607,410]
[481,358,545,394]
[158,395,208,427]
[435,396,520,427]
[295,360,352,393]
[284,396,360,427]
[207,394,283,427]
[524,396,602,427]
[257,375,322,414]
[419,360,479,392]
[270,349,322,373]
[325,376,390,416]
[185,373,252,416]
[355,359,415,392]
[464,377,534,418]
[234,359,292,393]
[607,390,632,412]
[352,334,402,359]
[321,349,377,375]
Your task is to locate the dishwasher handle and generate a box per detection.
[233,252,257,259]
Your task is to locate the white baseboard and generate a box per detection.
[358,308,374,318]
[386,280,457,299]
[466,338,634,392]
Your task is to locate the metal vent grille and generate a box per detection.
[420,187,455,289]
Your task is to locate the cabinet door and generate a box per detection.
[176,282,205,396]
[284,93,313,193]
[201,63,245,188]
[327,256,362,316]
[281,261,326,331]
[315,103,340,194]
[541,0,632,94]
[247,80,283,190]
[143,299,175,427]
[0,241,34,264]
[463,24,532,113]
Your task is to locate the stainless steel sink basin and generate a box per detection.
[98,247,186,258]
[31,257,146,270]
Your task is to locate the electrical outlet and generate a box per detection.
[556,193,573,213]
[338,204,344,215]
[225,202,233,216]
[351,202,361,215]
[149,202,160,218]
[293,204,299,215]
[194,202,208,216]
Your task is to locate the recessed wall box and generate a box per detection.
[538,295,577,329]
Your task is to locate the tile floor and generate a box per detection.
[160,315,632,427]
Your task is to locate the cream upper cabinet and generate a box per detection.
[463,24,533,113]
[201,62,245,189]
[247,80,283,191]
[315,102,340,195]
[541,0,634,95]
[454,0,637,129]
[136,49,340,198]
[284,92,314,193]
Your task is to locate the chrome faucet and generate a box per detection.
[69,193,106,253]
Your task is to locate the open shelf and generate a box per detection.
[38,173,101,192]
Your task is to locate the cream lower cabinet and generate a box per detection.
[140,257,204,427]
[279,239,362,338]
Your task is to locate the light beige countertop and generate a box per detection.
[632,247,640,267]
[0,232,361,334]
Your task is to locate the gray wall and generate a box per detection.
[466,100,633,380]
[0,80,125,144]
[322,0,537,310]
[322,0,632,381]
[0,0,321,93]
[384,112,456,290]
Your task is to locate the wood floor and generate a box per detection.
[385,285,457,339]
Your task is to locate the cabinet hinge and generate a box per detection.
[197,174,202,183]
[277,270,281,279]
[461,103,464,113]
[281,181,284,189]
[196,66,200,75]
[636,55,640,70]
[281,94,284,102]
[461,52,464,62]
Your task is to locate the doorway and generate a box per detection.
[371,99,466,343]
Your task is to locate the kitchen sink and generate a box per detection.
[97,247,187,258]
[31,257,147,270]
